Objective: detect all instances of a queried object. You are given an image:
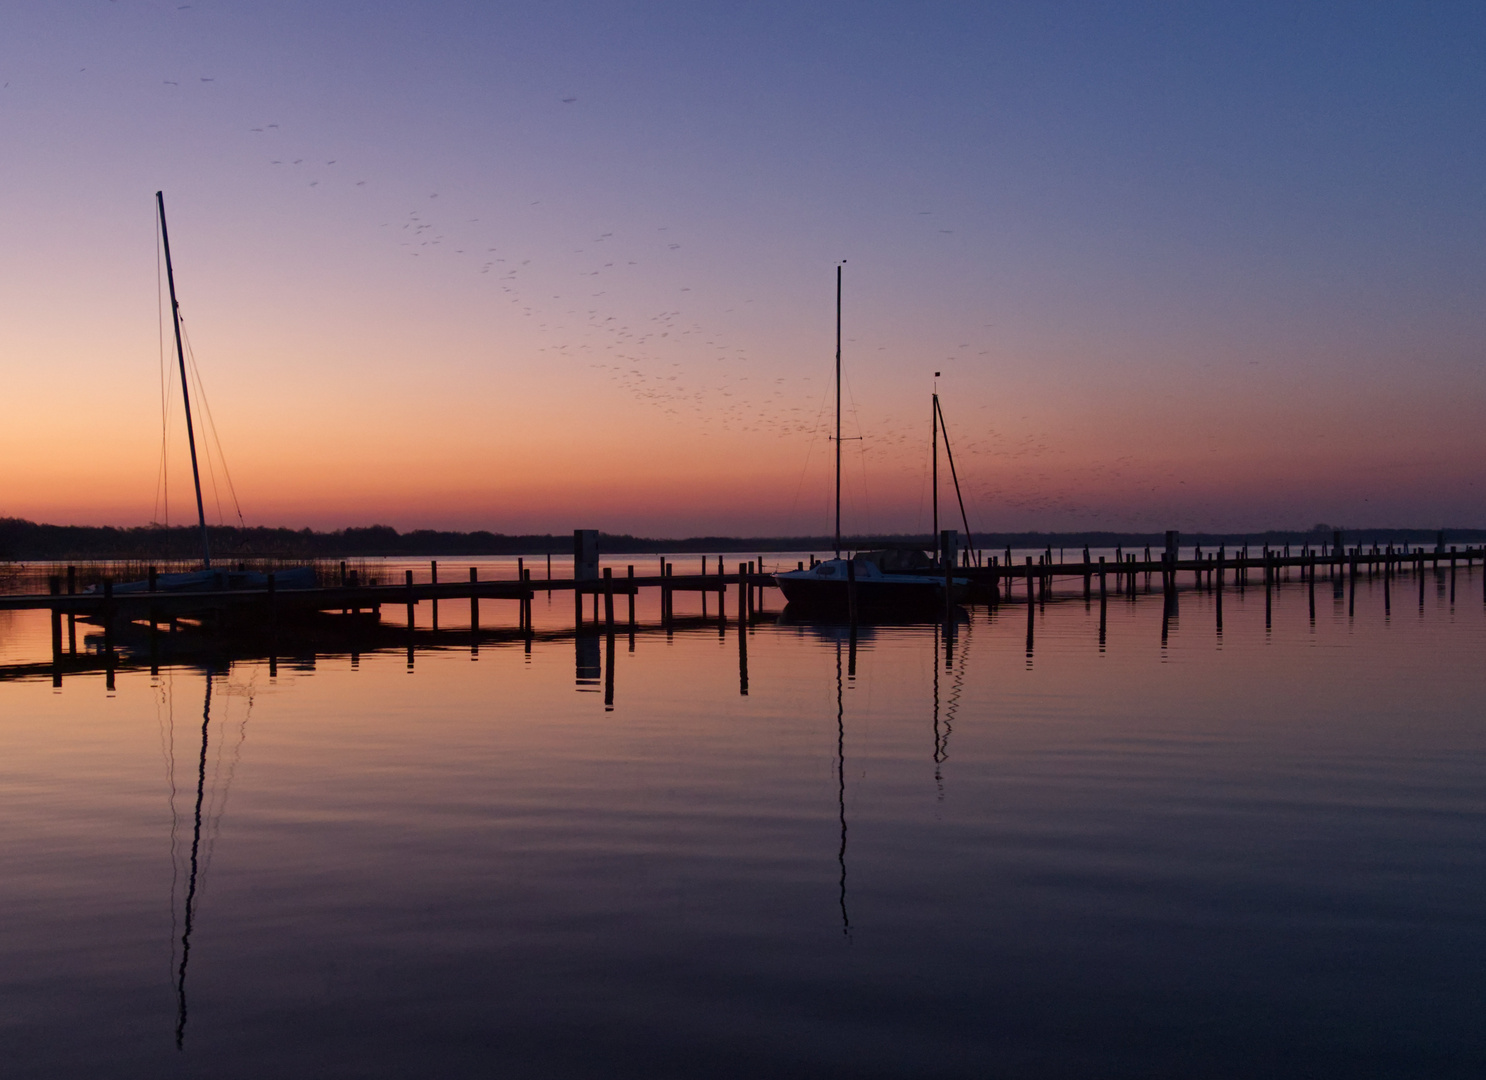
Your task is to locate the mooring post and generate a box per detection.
[603,567,614,630]
[430,561,439,631]
[1025,557,1035,641]
[1307,555,1315,624]
[626,565,636,629]
[604,628,616,710]
[943,531,956,624]
[663,563,673,627]
[470,567,480,633]
[1098,574,1107,651]
[747,561,756,620]
[48,577,62,662]
[738,566,749,696]
[102,579,115,690]
[517,558,526,630]
[1216,556,1224,635]
[405,569,414,629]
[1264,552,1273,629]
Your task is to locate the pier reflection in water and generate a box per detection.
[0,572,1484,1077]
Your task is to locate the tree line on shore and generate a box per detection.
[3,517,1482,561]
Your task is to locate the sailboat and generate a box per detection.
[773,266,966,614]
[96,194,316,598]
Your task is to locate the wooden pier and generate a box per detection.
[2,541,1479,626]
[1,538,1479,695]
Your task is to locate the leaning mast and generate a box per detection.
[156,191,212,569]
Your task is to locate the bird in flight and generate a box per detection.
[562,97,577,103]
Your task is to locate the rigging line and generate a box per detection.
[786,374,835,534]
[936,398,978,566]
[201,680,254,882]
[840,366,871,534]
[180,323,244,528]
[179,326,226,526]
[192,345,245,529]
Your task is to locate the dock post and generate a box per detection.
[1025,556,1035,646]
[1264,552,1272,630]
[1349,550,1357,616]
[405,570,414,629]
[470,567,480,634]
[662,563,672,628]
[102,580,115,691]
[747,562,756,621]
[1098,570,1107,651]
[738,564,749,696]
[48,577,62,665]
[1216,556,1224,636]
[943,531,956,624]
[1083,548,1091,601]
[627,565,636,630]
[430,561,439,630]
[517,559,526,630]
[604,626,616,710]
[717,562,726,629]
[65,565,76,655]
[603,567,615,630]
[1308,554,1315,624]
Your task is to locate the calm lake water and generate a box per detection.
[1,559,1483,1077]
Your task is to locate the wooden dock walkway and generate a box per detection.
[2,544,1479,623]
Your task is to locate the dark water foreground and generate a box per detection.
[0,574,1482,1078]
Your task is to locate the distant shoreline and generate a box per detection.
[3,517,1482,561]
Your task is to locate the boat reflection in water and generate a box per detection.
[158,667,255,1051]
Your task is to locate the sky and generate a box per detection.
[3,1,1485,538]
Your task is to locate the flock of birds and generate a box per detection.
[68,54,1193,531]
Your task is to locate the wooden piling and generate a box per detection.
[603,567,614,629]
[1308,553,1315,623]
[405,569,415,628]
[738,566,749,696]
[627,565,636,629]
[470,567,480,633]
[48,577,62,661]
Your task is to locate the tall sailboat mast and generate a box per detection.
[156,191,212,569]
[834,264,842,558]
[932,379,940,563]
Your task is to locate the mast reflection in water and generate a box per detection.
[0,575,1482,1077]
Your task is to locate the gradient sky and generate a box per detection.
[3,1,1485,537]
